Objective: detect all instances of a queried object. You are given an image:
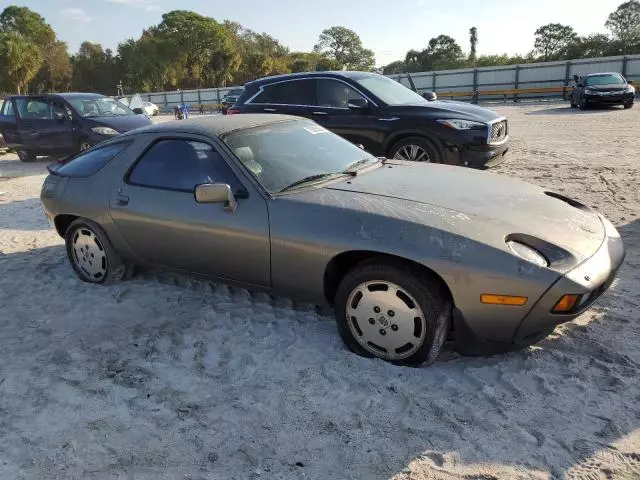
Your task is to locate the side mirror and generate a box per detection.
[347,98,369,110]
[628,80,633,85]
[195,183,237,213]
[422,91,437,101]
[132,107,144,115]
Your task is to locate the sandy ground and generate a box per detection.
[0,104,639,480]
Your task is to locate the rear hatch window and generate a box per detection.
[49,142,130,177]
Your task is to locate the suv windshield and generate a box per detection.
[223,119,376,193]
[356,75,427,106]
[585,74,626,86]
[67,97,135,118]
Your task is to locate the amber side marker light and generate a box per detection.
[552,294,581,313]
[480,294,528,306]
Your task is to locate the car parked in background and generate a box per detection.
[571,72,635,110]
[221,88,244,114]
[142,101,160,116]
[40,115,624,366]
[0,93,152,162]
[229,71,509,168]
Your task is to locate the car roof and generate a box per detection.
[583,72,622,77]
[6,92,106,100]
[245,70,381,87]
[121,114,301,138]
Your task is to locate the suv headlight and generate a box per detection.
[437,119,485,130]
[506,241,549,267]
[584,88,599,94]
[92,127,119,135]
[626,85,635,93]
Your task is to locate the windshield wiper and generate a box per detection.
[342,157,377,174]
[279,173,344,192]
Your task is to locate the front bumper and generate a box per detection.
[444,140,509,169]
[585,92,635,104]
[455,214,625,355]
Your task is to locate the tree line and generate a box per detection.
[0,2,639,96]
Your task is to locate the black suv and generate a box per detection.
[571,72,635,110]
[229,71,508,168]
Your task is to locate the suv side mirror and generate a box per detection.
[347,98,369,110]
[422,91,437,101]
[628,80,634,85]
[195,183,237,213]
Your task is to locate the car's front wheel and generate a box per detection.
[65,219,133,285]
[334,261,450,367]
[17,150,36,162]
[579,97,589,110]
[389,137,440,163]
[624,101,634,109]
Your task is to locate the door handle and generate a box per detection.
[116,194,129,206]
[263,108,276,112]
[312,111,328,116]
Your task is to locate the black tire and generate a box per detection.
[17,150,36,162]
[579,97,588,110]
[65,219,133,285]
[334,260,451,367]
[388,136,441,163]
[624,102,633,109]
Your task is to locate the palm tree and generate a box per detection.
[469,27,478,68]
[0,31,43,93]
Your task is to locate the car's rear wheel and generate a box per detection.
[389,137,440,163]
[624,101,633,109]
[65,219,132,285]
[334,261,450,367]
[17,150,36,162]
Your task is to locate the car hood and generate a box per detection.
[386,101,503,122]
[585,83,627,91]
[325,161,604,262]
[87,115,152,133]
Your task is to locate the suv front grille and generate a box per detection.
[489,120,508,144]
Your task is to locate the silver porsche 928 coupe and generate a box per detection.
[40,114,625,366]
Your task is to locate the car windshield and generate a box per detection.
[585,74,626,86]
[356,75,427,106]
[223,119,377,193]
[66,97,135,118]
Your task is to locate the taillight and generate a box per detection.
[226,108,240,115]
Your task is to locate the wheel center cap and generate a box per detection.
[377,315,389,328]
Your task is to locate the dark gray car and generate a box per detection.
[40,115,625,366]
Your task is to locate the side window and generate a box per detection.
[1,100,15,117]
[128,139,243,193]
[252,79,316,105]
[317,80,365,109]
[15,98,53,119]
[55,142,130,177]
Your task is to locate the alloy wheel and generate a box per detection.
[393,144,431,162]
[345,280,427,361]
[71,227,108,281]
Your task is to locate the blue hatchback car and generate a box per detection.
[0,93,153,162]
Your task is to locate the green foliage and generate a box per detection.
[314,26,375,71]
[606,1,640,54]
[534,23,578,60]
[0,30,43,93]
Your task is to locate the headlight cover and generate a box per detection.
[626,85,635,93]
[506,240,549,267]
[92,127,119,135]
[437,119,486,130]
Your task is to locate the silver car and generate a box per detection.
[40,115,625,366]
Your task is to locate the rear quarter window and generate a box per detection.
[54,142,130,177]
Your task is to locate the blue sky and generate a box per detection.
[16,0,624,65]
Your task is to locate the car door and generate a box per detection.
[109,134,271,287]
[0,99,21,149]
[312,79,382,154]
[245,79,316,118]
[14,97,75,152]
